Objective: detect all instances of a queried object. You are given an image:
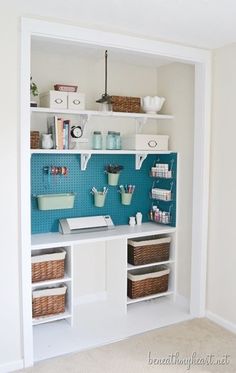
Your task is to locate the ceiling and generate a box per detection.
[31,37,174,68]
[18,0,236,49]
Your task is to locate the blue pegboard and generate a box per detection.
[31,153,177,233]
[149,153,177,227]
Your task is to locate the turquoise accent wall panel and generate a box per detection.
[31,153,177,233]
[150,153,177,226]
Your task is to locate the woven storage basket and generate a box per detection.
[111,96,141,113]
[32,285,67,318]
[30,131,40,149]
[128,266,170,299]
[31,248,66,283]
[128,236,171,266]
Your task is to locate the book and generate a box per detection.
[47,116,71,149]
[47,116,56,149]
[63,120,70,149]
[56,118,63,150]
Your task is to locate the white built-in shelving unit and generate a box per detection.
[20,17,213,368]
[27,64,182,362]
[31,246,73,328]
[31,223,186,361]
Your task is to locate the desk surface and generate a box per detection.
[31,222,176,249]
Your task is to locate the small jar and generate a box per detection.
[106,131,116,150]
[41,133,53,149]
[92,131,102,150]
[115,132,121,150]
[129,216,136,226]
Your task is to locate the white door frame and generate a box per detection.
[20,17,211,367]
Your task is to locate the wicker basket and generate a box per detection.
[128,236,171,266]
[111,96,141,113]
[128,266,170,299]
[31,248,66,283]
[32,285,67,318]
[30,131,40,149]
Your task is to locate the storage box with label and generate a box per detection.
[122,134,169,151]
[67,92,85,110]
[40,90,68,109]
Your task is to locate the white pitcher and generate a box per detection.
[41,133,53,149]
[141,96,166,114]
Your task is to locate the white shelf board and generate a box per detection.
[31,274,72,288]
[31,222,176,249]
[32,310,71,326]
[127,291,173,304]
[31,107,173,120]
[127,260,175,271]
[33,298,191,362]
[30,149,173,155]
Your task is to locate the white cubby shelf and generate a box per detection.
[31,274,72,288]
[32,310,72,326]
[31,107,174,121]
[127,291,174,305]
[127,260,175,271]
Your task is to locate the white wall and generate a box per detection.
[0,8,23,372]
[207,43,236,326]
[31,43,159,110]
[156,63,195,300]
[31,44,161,146]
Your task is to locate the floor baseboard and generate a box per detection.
[0,359,24,373]
[206,310,236,334]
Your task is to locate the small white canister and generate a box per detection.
[136,212,142,225]
[41,133,53,149]
[129,216,136,227]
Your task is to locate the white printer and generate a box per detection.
[59,215,114,234]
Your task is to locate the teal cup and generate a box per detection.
[121,192,132,205]
[108,172,120,186]
[94,193,106,207]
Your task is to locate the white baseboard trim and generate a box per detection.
[206,310,236,334]
[75,291,107,306]
[175,293,190,312]
[0,359,24,373]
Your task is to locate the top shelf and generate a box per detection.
[31,107,173,120]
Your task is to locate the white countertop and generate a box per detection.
[31,222,176,249]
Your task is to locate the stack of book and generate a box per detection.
[47,116,70,150]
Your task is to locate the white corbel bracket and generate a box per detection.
[135,153,147,170]
[81,153,91,171]
[135,117,148,133]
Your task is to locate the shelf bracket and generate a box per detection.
[81,153,92,171]
[135,117,147,134]
[79,114,91,127]
[135,153,147,170]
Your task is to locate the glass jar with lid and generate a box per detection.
[106,131,116,150]
[92,131,102,150]
[115,132,121,150]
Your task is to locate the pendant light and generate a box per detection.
[96,50,113,110]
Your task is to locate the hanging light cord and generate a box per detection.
[96,49,113,104]
[105,50,108,95]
